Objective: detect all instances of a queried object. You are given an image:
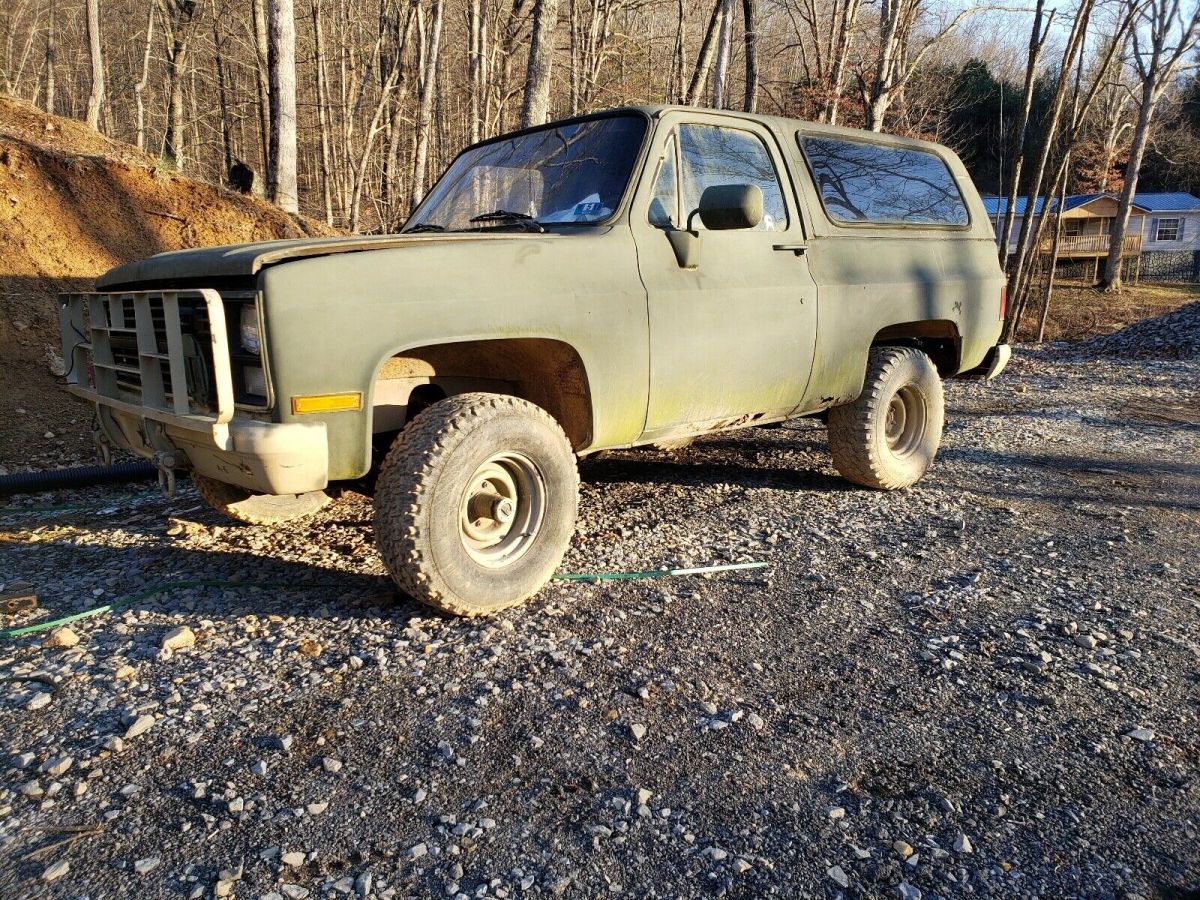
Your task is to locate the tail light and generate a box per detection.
[999,285,1007,321]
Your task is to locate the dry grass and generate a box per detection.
[1016,281,1200,343]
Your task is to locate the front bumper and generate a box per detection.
[83,398,329,494]
[59,289,329,495]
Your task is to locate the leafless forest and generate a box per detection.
[1,0,1198,319]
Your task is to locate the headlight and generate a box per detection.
[240,305,261,355]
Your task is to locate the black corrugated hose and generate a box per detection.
[0,461,158,497]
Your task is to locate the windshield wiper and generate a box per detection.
[469,210,545,232]
[405,222,445,233]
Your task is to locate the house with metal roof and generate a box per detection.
[982,191,1200,281]
[1133,193,1200,253]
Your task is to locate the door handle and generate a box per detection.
[773,243,808,255]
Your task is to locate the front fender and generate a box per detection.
[258,231,648,480]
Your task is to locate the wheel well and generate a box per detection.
[372,338,593,449]
[871,320,961,377]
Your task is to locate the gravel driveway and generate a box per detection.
[2,346,1198,900]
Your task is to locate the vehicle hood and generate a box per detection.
[94,232,554,288]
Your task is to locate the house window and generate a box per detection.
[1156,218,1181,241]
[1064,220,1081,237]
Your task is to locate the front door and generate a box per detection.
[631,112,818,441]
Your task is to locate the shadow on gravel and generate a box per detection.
[937,447,1200,510]
[9,536,428,624]
[580,454,846,492]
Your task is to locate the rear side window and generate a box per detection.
[799,135,969,227]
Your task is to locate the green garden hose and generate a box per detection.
[551,561,769,581]
[0,562,768,642]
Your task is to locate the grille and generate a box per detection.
[105,295,217,409]
[59,288,235,424]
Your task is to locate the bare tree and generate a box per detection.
[253,0,272,175]
[742,0,758,111]
[84,0,104,129]
[43,0,55,114]
[1003,0,1097,336]
[268,0,299,212]
[468,0,485,140]
[998,0,1053,268]
[711,0,733,106]
[858,0,984,132]
[311,0,334,223]
[1101,0,1200,290]
[133,2,154,151]
[521,0,558,126]
[684,0,722,105]
[1006,6,1138,336]
[157,0,200,170]
[411,0,444,208]
[781,0,865,123]
[348,0,415,230]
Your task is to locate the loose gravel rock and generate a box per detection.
[1,345,1198,898]
[1083,300,1200,359]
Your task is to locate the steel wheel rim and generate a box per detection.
[459,452,546,568]
[885,385,926,458]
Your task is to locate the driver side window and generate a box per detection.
[679,124,788,231]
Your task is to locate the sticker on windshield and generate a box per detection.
[573,201,604,217]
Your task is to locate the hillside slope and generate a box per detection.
[0,94,336,472]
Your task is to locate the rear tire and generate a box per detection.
[192,474,331,525]
[373,393,579,617]
[827,347,944,490]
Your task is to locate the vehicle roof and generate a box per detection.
[612,105,959,154]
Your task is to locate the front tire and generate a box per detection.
[827,347,944,490]
[192,474,331,525]
[373,393,579,616]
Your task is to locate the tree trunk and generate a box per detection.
[469,0,484,140]
[312,0,334,225]
[213,9,234,175]
[1036,156,1071,344]
[520,0,558,127]
[83,0,103,130]
[253,0,272,179]
[165,51,186,169]
[672,0,686,103]
[684,0,722,106]
[160,0,197,172]
[134,2,154,151]
[1100,92,1152,291]
[711,0,733,108]
[411,0,444,209]
[825,0,861,125]
[998,0,1049,270]
[44,0,55,115]
[268,0,299,213]
[742,0,757,112]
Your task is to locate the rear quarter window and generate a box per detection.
[798,134,969,228]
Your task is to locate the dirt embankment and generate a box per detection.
[0,94,336,472]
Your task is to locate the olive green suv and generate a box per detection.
[60,106,1010,616]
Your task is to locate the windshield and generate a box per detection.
[406,114,647,232]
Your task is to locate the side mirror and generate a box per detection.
[691,183,763,231]
[666,184,764,269]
